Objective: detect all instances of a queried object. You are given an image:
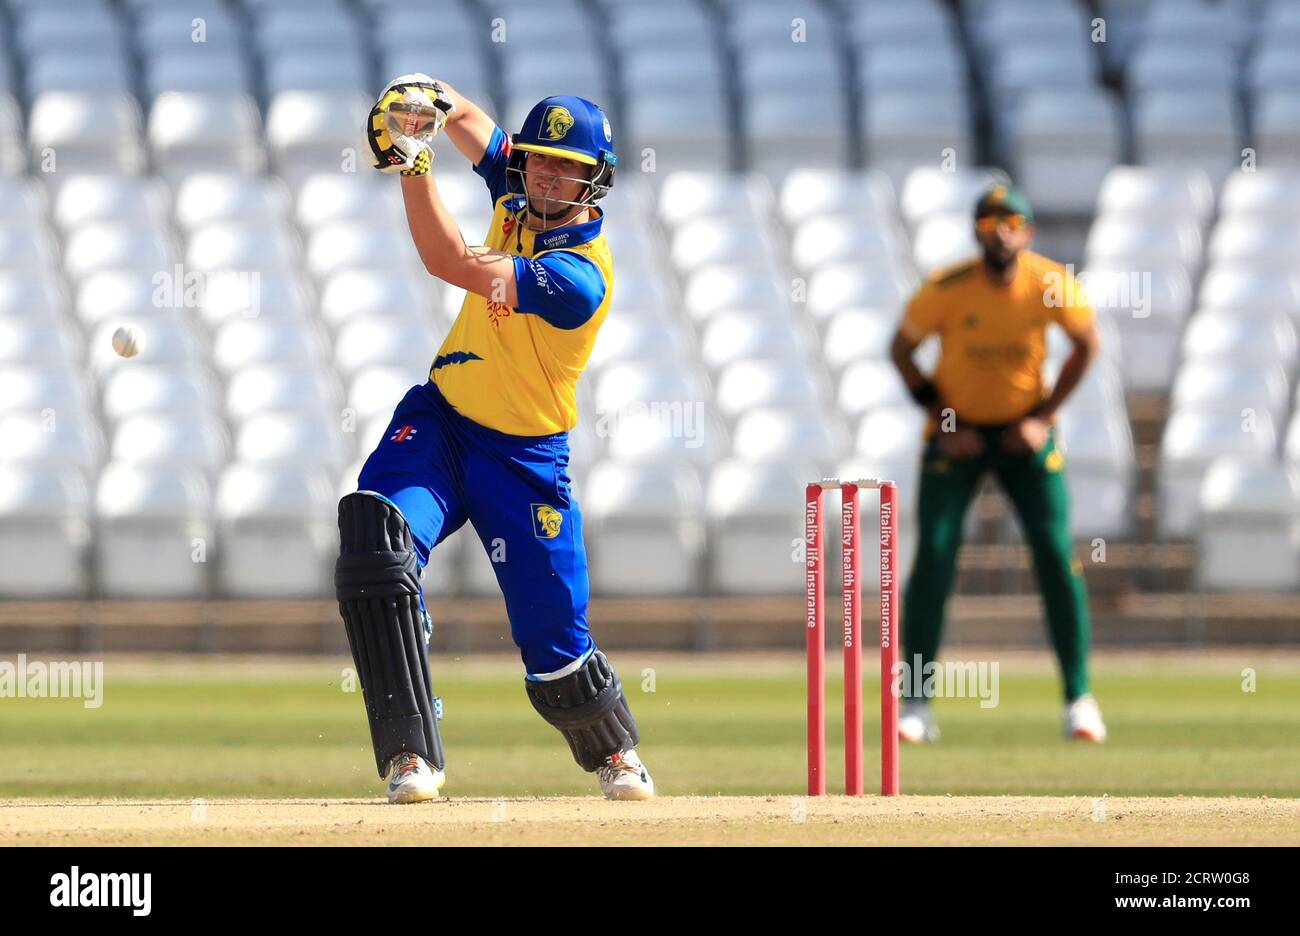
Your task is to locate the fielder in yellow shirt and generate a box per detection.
[889,184,1107,744]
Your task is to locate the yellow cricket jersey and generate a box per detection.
[430,127,613,436]
[899,251,1093,427]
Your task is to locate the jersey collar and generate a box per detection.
[533,206,604,252]
[502,198,604,252]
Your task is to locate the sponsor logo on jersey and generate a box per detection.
[528,259,555,295]
[390,425,418,443]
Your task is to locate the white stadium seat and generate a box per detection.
[227,365,342,424]
[305,222,422,279]
[821,309,896,372]
[731,406,848,469]
[899,167,1010,229]
[198,270,311,328]
[584,460,706,595]
[100,366,219,425]
[1218,169,1300,221]
[1198,266,1300,321]
[838,360,913,419]
[1131,90,1241,185]
[1197,457,1300,591]
[0,411,103,474]
[94,462,212,598]
[863,91,973,186]
[265,91,370,181]
[1181,311,1298,369]
[234,411,354,472]
[110,413,229,476]
[333,318,434,379]
[215,462,337,598]
[318,269,437,334]
[53,175,169,232]
[296,174,404,230]
[0,316,82,366]
[63,223,175,282]
[1207,219,1300,269]
[1170,361,1290,425]
[779,169,896,228]
[791,216,902,273]
[807,263,915,320]
[682,265,786,321]
[148,92,264,176]
[715,360,822,421]
[0,270,66,322]
[1005,89,1123,217]
[587,315,687,372]
[186,222,300,273]
[174,174,288,231]
[142,48,254,100]
[706,459,818,594]
[698,312,807,372]
[670,220,774,275]
[0,366,91,419]
[911,214,979,276]
[212,318,326,374]
[855,407,927,463]
[1159,410,1279,539]
[347,366,418,426]
[1096,166,1215,227]
[0,463,91,597]
[28,91,144,173]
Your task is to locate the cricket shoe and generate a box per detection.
[898,700,940,743]
[597,749,654,801]
[1064,694,1107,742]
[386,752,445,804]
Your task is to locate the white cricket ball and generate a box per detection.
[111,324,145,358]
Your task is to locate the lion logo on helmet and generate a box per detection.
[541,105,575,142]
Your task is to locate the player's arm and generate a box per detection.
[399,173,519,305]
[891,287,947,422]
[889,328,940,415]
[1036,319,1101,421]
[1002,319,1100,455]
[428,80,497,167]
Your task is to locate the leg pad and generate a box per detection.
[525,651,639,771]
[335,492,445,778]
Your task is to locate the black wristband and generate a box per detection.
[909,380,937,408]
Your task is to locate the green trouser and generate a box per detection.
[901,425,1092,702]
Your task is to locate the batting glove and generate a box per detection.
[365,73,454,176]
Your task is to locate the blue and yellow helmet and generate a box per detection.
[508,96,617,212]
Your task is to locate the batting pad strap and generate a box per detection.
[525,650,639,771]
[336,492,445,778]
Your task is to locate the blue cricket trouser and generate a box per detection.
[355,381,594,676]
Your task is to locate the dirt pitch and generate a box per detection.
[2,796,1297,846]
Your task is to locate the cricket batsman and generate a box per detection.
[889,184,1107,743]
[335,74,653,803]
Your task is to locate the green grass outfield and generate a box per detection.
[0,651,1296,800]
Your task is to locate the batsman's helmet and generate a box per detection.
[507,96,617,220]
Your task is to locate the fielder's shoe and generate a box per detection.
[597,749,654,801]
[898,700,940,744]
[1064,694,1107,742]
[386,752,445,804]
